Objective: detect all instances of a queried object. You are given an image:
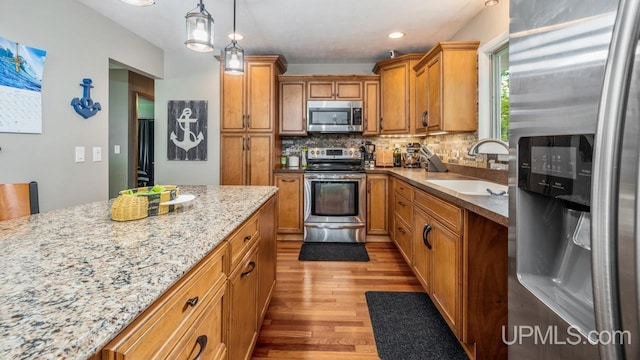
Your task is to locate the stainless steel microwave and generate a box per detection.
[307,101,363,133]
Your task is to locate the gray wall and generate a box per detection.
[0,0,163,212]
[108,70,129,199]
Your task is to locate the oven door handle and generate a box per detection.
[304,223,365,229]
[304,175,365,180]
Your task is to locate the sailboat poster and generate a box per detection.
[0,36,47,134]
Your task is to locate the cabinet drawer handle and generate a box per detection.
[380,117,384,130]
[193,335,208,360]
[422,224,432,250]
[398,201,406,207]
[186,296,199,307]
[246,137,250,150]
[246,114,251,128]
[242,114,246,128]
[243,235,252,242]
[281,179,296,182]
[421,111,428,127]
[241,261,256,278]
[397,227,405,234]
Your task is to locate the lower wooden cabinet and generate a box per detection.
[366,174,388,234]
[228,244,259,360]
[274,173,303,234]
[257,196,277,325]
[412,206,432,293]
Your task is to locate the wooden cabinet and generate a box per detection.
[366,174,388,235]
[414,63,428,133]
[257,196,277,325]
[274,173,303,234]
[279,80,306,136]
[373,54,423,135]
[228,244,259,360]
[413,206,432,293]
[414,42,480,133]
[363,81,380,135]
[220,55,285,185]
[307,80,362,100]
[220,133,273,186]
[392,179,414,263]
[101,243,228,359]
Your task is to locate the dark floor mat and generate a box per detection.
[298,242,370,261]
[365,291,468,360]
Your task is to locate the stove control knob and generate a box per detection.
[354,151,360,157]
[349,151,353,155]
[321,150,325,155]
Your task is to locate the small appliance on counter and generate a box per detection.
[362,142,376,168]
[402,143,422,168]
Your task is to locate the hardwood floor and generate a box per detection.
[252,241,424,359]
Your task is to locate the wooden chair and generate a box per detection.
[0,181,40,221]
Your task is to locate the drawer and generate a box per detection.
[228,215,258,270]
[166,283,228,360]
[394,193,412,227]
[394,179,414,200]
[393,215,413,264]
[101,243,227,359]
[414,190,462,234]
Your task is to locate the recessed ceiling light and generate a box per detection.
[228,33,244,41]
[388,32,406,39]
[485,0,499,5]
[120,0,155,6]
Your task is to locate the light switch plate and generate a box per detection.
[75,146,85,163]
[93,147,102,162]
[114,145,120,154]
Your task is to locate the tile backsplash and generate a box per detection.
[281,132,508,171]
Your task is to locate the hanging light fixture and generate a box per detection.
[185,0,215,52]
[224,0,245,75]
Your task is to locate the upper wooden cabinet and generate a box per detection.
[373,54,424,135]
[308,80,362,100]
[220,55,287,133]
[414,42,480,133]
[279,79,307,136]
[363,81,380,135]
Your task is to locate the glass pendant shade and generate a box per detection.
[224,41,245,75]
[185,4,214,52]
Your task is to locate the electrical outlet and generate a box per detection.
[114,145,120,154]
[75,146,85,163]
[93,147,102,162]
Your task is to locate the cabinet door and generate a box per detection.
[228,246,258,360]
[274,173,303,233]
[257,196,277,325]
[221,71,245,132]
[307,81,334,99]
[220,134,246,185]
[247,134,273,186]
[430,218,461,338]
[388,177,396,241]
[414,65,428,133]
[427,53,442,132]
[246,62,275,132]
[363,81,380,135]
[166,285,227,360]
[380,63,410,134]
[279,81,306,136]
[366,174,388,234]
[335,81,362,100]
[413,207,432,293]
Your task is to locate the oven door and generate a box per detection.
[303,173,366,242]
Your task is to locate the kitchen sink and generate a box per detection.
[425,179,508,196]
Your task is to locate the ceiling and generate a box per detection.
[77,0,486,64]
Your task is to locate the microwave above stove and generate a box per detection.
[307,101,363,133]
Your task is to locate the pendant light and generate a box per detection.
[224,0,245,75]
[185,0,215,52]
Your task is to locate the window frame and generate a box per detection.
[477,32,509,141]
[491,43,509,141]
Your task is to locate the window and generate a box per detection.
[491,44,509,142]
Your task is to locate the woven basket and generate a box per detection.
[111,185,179,221]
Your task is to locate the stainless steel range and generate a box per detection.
[303,147,366,243]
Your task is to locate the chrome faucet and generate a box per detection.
[468,138,509,156]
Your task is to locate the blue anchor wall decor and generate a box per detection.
[71,78,102,119]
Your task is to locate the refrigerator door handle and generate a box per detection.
[592,0,640,358]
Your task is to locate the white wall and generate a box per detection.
[108,69,129,199]
[0,0,163,212]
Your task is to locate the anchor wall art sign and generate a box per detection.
[167,100,208,161]
[71,78,101,119]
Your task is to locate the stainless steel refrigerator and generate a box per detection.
[509,0,640,358]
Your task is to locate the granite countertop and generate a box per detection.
[0,185,278,360]
[367,167,508,226]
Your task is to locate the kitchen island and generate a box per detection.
[0,185,278,359]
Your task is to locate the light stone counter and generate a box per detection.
[0,185,278,359]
